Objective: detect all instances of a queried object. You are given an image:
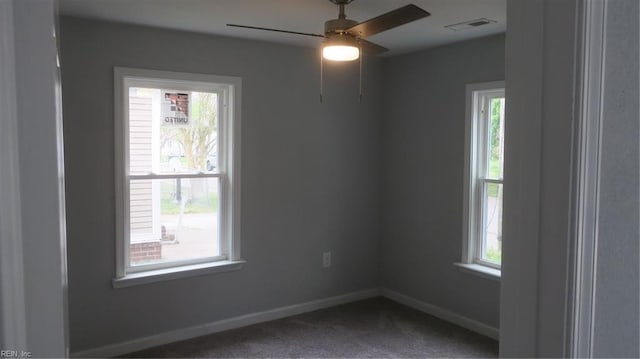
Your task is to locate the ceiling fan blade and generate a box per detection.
[359,40,388,55]
[346,4,430,38]
[227,24,326,38]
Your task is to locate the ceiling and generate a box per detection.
[59,0,506,57]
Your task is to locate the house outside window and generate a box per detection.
[113,68,242,286]
[460,81,505,277]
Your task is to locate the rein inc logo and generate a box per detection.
[0,351,31,358]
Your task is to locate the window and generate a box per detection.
[460,81,505,277]
[113,68,242,286]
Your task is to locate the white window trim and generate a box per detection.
[458,81,505,279]
[113,67,243,286]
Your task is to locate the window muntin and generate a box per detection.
[115,68,241,278]
[463,83,505,270]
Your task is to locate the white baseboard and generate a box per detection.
[71,288,380,358]
[380,288,499,340]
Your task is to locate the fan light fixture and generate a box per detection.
[323,44,359,61]
[322,34,360,61]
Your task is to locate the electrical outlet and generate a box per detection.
[322,252,332,268]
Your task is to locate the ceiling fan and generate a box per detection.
[227,0,430,101]
[227,0,431,62]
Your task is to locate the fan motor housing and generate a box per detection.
[324,18,358,35]
[324,32,358,47]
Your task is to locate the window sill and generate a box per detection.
[454,262,501,281]
[112,259,246,288]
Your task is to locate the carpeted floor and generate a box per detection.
[123,297,498,358]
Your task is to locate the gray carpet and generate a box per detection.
[123,297,498,358]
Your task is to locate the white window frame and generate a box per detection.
[458,81,505,279]
[113,67,243,287]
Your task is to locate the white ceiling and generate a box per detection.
[59,0,506,57]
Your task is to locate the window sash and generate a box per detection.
[477,93,504,181]
[124,174,228,274]
[125,86,225,177]
[474,178,503,269]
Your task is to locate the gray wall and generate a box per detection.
[593,0,639,356]
[60,17,383,352]
[380,34,505,328]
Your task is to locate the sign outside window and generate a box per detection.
[161,91,191,126]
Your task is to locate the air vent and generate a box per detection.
[445,18,496,31]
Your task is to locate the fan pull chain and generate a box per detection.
[320,48,324,103]
[359,41,363,103]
